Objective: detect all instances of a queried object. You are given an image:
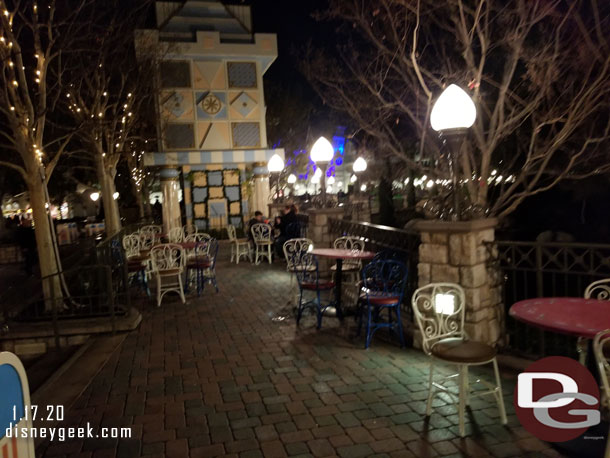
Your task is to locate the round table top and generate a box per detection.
[310,248,376,260]
[510,297,610,339]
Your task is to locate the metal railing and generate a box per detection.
[486,240,610,358]
[328,218,420,319]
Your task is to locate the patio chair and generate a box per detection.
[150,243,186,307]
[227,224,251,264]
[358,259,408,349]
[140,224,161,235]
[593,329,610,458]
[251,223,273,265]
[186,238,219,295]
[123,233,150,295]
[412,283,507,437]
[331,236,365,283]
[168,226,184,243]
[294,253,334,329]
[580,279,610,363]
[283,238,314,305]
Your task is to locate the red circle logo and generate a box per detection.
[514,356,600,442]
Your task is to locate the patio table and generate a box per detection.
[509,297,610,339]
[310,248,376,319]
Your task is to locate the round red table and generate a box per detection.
[310,248,376,319]
[509,297,610,339]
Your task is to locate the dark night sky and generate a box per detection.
[251,0,332,100]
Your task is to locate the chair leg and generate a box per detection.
[395,306,405,348]
[365,303,372,349]
[492,358,508,425]
[296,290,304,324]
[426,362,435,416]
[157,276,161,307]
[458,365,467,437]
[230,244,235,263]
[316,290,322,330]
[178,274,186,304]
[268,245,272,264]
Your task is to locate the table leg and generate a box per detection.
[335,258,343,320]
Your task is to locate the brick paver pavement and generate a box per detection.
[39,254,567,457]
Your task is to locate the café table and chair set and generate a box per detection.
[122,224,219,306]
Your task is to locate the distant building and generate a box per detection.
[136,1,283,232]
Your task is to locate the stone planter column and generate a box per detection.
[306,207,345,272]
[250,162,270,217]
[160,167,182,234]
[413,218,503,346]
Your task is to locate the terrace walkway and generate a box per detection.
[39,251,563,458]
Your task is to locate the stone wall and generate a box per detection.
[414,218,504,346]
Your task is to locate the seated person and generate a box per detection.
[248,211,264,242]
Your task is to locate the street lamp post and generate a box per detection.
[310,136,334,201]
[430,84,477,221]
[287,173,297,197]
[352,156,367,195]
[267,153,285,202]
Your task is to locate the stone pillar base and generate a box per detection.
[413,218,504,347]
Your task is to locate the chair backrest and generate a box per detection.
[227,224,237,242]
[594,330,610,411]
[183,224,198,237]
[412,283,466,354]
[251,223,272,243]
[334,236,365,252]
[206,238,219,270]
[585,279,610,301]
[293,253,320,288]
[361,259,408,298]
[138,231,155,251]
[122,233,140,257]
[150,243,185,272]
[168,227,184,243]
[283,238,313,270]
[140,225,161,235]
[185,232,211,243]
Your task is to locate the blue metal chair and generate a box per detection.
[359,259,408,348]
[293,253,334,329]
[186,238,219,295]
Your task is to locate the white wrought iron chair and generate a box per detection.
[168,226,184,243]
[140,224,162,235]
[150,243,186,307]
[593,329,610,458]
[579,279,610,363]
[122,233,140,259]
[412,283,507,437]
[251,223,273,265]
[227,224,251,264]
[331,236,365,283]
[184,232,211,263]
[283,238,314,305]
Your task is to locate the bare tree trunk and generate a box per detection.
[28,175,62,311]
[95,154,121,236]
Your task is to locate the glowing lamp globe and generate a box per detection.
[287,173,297,184]
[310,136,334,164]
[313,167,322,178]
[90,192,100,202]
[267,153,284,173]
[311,175,320,184]
[113,192,120,200]
[353,157,367,173]
[327,176,335,185]
[430,84,476,132]
[350,174,357,183]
